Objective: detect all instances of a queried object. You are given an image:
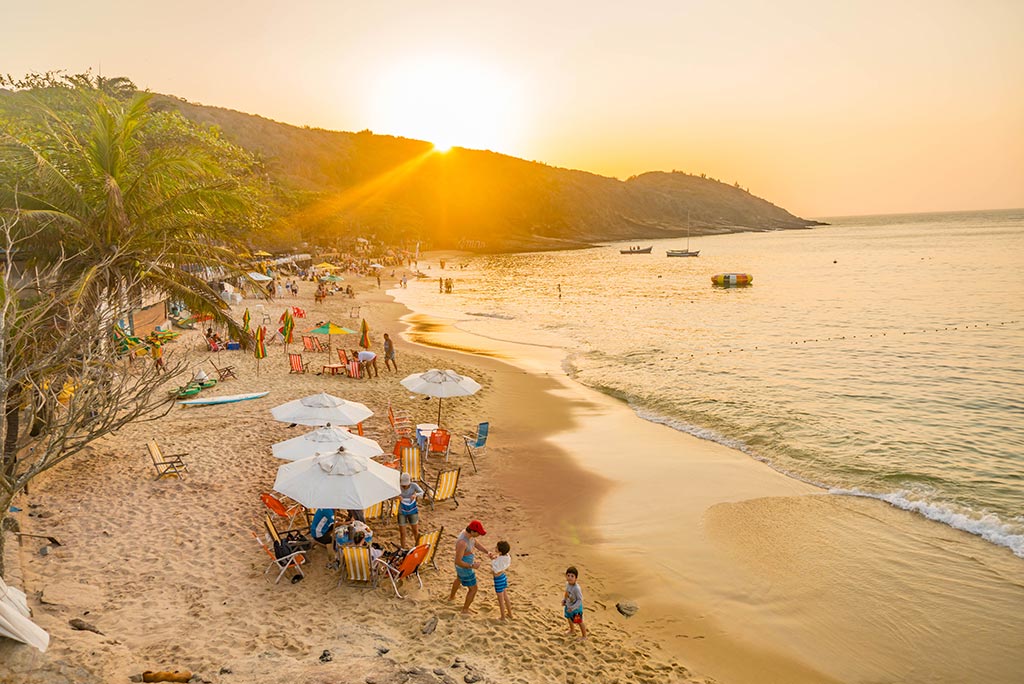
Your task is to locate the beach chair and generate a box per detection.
[148,440,189,480]
[363,500,385,523]
[347,359,361,379]
[254,304,271,325]
[310,336,329,353]
[463,422,489,473]
[392,437,413,457]
[388,403,414,439]
[252,531,305,584]
[426,467,461,510]
[292,306,306,318]
[209,359,237,381]
[288,353,307,374]
[339,545,377,588]
[380,497,400,526]
[349,306,360,318]
[301,336,317,353]
[416,527,444,571]
[427,429,452,461]
[260,493,306,528]
[400,446,424,485]
[375,544,430,598]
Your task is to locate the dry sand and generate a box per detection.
[0,274,711,684]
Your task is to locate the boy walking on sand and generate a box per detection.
[492,541,513,620]
[562,566,587,639]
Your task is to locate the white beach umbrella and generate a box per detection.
[273,449,400,509]
[270,392,373,427]
[271,424,384,461]
[400,368,482,424]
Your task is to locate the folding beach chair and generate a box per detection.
[292,306,306,318]
[400,446,424,485]
[388,403,414,439]
[339,545,377,588]
[310,336,329,353]
[363,500,385,523]
[147,440,189,480]
[288,353,307,374]
[254,304,271,325]
[347,359,361,379]
[462,422,489,473]
[301,336,317,353]
[375,544,430,598]
[427,429,452,461]
[252,531,305,584]
[426,467,461,510]
[416,527,445,571]
[260,493,306,528]
[209,359,237,381]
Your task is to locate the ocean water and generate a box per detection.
[395,209,1024,558]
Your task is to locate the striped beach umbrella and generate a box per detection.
[242,308,251,334]
[254,325,267,375]
[359,318,370,349]
[282,308,295,346]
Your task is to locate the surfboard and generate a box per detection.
[177,391,269,406]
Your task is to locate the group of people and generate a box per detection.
[439,277,456,294]
[445,520,586,636]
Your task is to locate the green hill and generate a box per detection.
[154,95,822,252]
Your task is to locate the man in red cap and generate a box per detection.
[448,520,493,614]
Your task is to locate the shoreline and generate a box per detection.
[393,265,1024,684]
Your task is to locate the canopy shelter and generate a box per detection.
[319,274,344,283]
[270,393,373,427]
[400,369,482,425]
[272,425,384,461]
[247,271,273,282]
[273,450,400,509]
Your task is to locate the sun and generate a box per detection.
[370,57,523,153]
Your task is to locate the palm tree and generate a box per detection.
[1,87,256,338]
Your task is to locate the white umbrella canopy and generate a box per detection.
[273,449,400,509]
[400,369,482,424]
[271,424,384,461]
[270,393,373,427]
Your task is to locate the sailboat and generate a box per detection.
[667,213,700,257]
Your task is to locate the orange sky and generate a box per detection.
[4,0,1022,217]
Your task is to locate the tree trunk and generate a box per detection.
[0,489,15,579]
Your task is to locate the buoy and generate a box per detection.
[711,273,753,287]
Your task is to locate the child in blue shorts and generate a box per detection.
[491,540,513,620]
[562,566,587,640]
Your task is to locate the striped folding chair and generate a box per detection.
[363,500,385,523]
[416,527,445,571]
[339,545,376,588]
[427,467,461,510]
[288,353,307,374]
[400,446,424,484]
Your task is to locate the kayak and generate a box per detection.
[178,391,269,406]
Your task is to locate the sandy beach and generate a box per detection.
[0,271,710,684]
[3,260,1022,684]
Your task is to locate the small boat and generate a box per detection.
[620,246,653,254]
[711,273,754,287]
[178,391,269,406]
[667,211,700,257]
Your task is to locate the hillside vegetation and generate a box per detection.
[154,95,822,252]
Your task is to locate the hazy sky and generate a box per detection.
[4,0,1022,217]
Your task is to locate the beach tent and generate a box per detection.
[270,393,373,427]
[272,425,383,461]
[0,576,49,652]
[273,450,400,509]
[401,369,482,425]
[247,271,273,282]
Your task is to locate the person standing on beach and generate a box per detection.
[448,520,492,614]
[383,333,398,372]
[492,540,513,620]
[562,566,587,640]
[397,472,423,548]
[353,349,379,378]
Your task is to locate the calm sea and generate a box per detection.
[396,209,1024,557]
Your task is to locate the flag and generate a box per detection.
[242,308,251,334]
[282,308,295,344]
[254,325,267,360]
[359,318,370,349]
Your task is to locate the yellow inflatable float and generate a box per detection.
[711,273,753,287]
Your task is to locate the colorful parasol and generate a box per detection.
[281,308,295,346]
[359,318,370,349]
[242,308,251,334]
[254,325,267,375]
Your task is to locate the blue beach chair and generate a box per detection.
[462,422,489,473]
